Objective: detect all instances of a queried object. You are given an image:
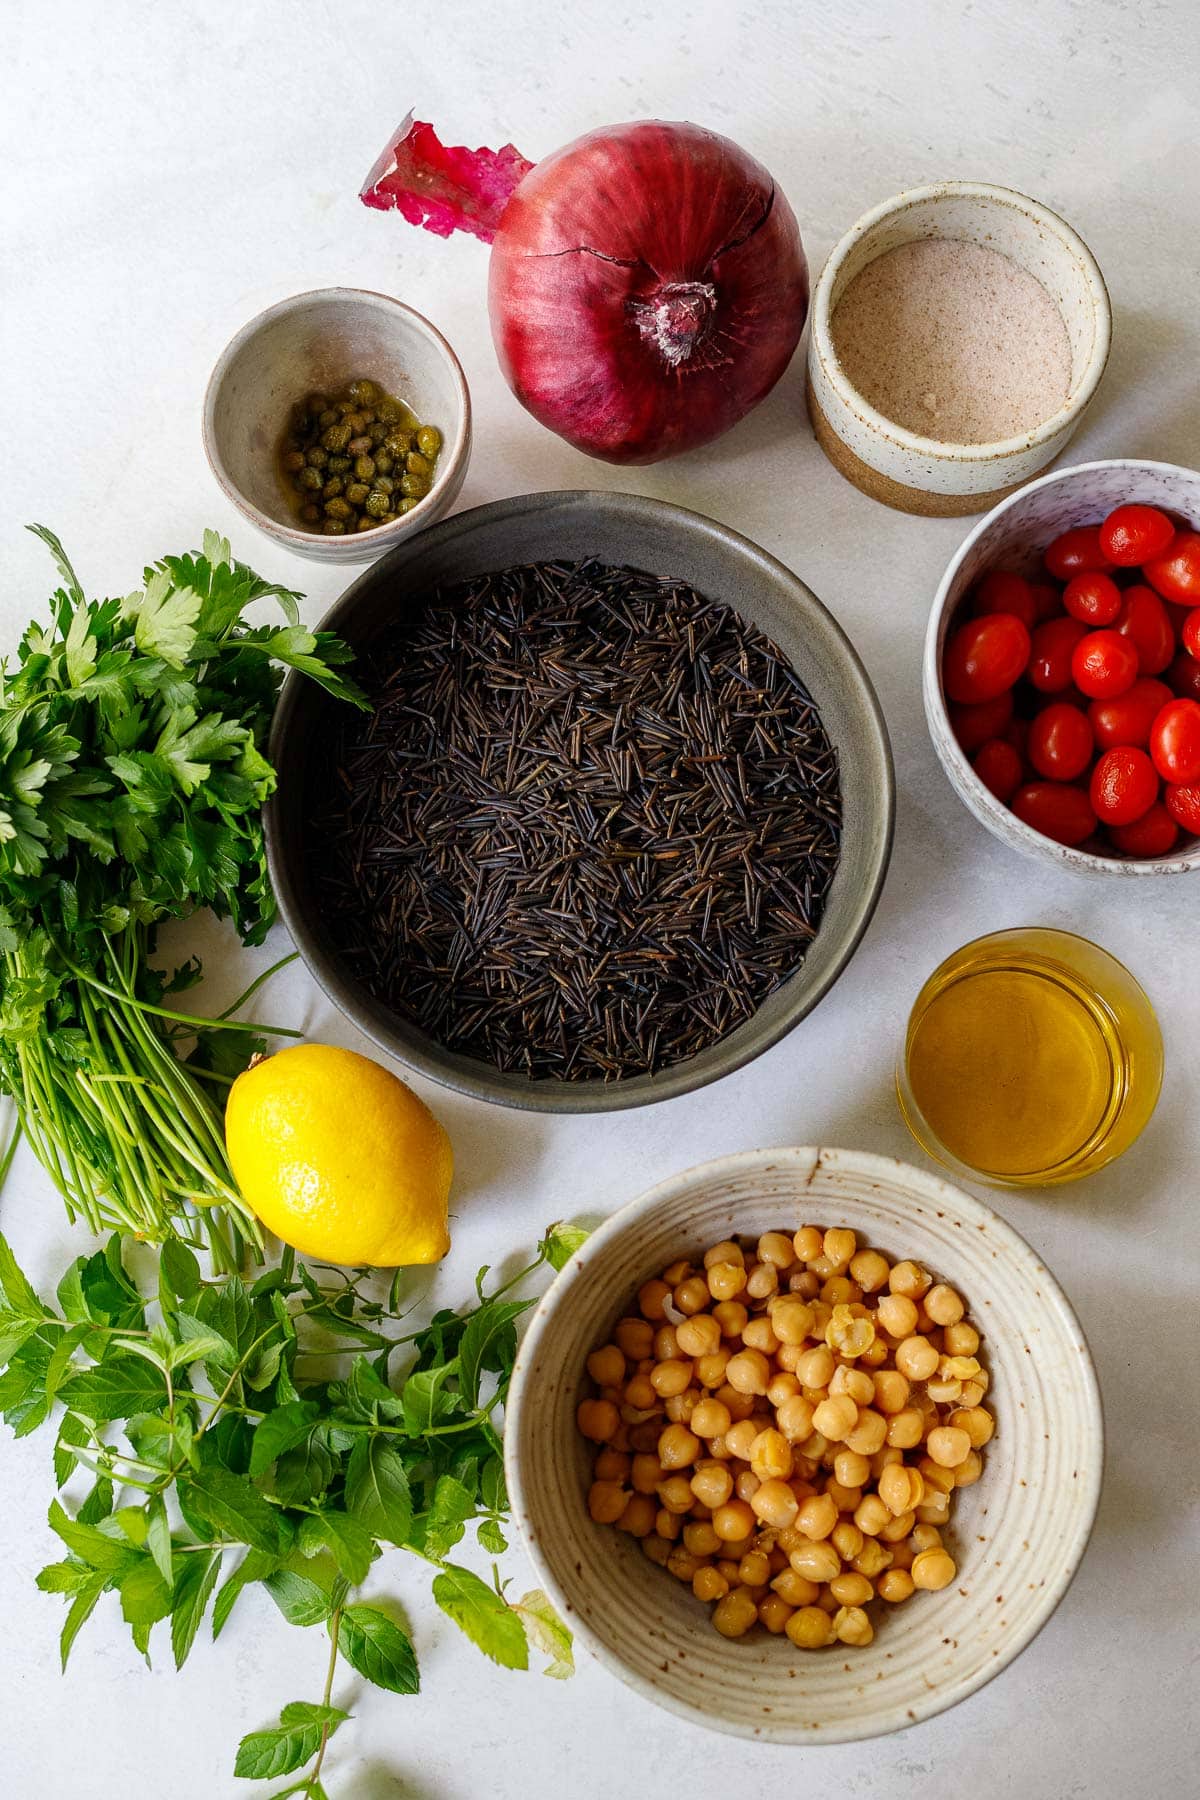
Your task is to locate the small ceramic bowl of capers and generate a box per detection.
[203,288,472,564]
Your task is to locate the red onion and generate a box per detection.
[362,116,808,464]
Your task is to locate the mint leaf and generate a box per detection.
[0,1229,43,1319]
[249,1401,321,1476]
[345,1437,412,1545]
[119,1555,174,1655]
[61,1355,166,1421]
[263,1568,331,1629]
[59,1568,108,1668]
[539,1222,590,1272]
[432,1564,529,1670]
[336,1604,419,1695]
[234,1702,347,1782]
[178,1468,282,1555]
[477,1518,507,1555]
[301,1510,375,1586]
[47,1500,140,1575]
[421,1474,474,1559]
[457,1299,533,1406]
[0,1307,40,1363]
[171,1548,222,1669]
[402,1362,459,1433]
[513,1589,575,1680]
[212,1547,282,1641]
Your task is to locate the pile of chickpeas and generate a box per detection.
[577,1226,993,1650]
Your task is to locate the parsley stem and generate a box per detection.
[53,937,304,1039]
[0,1114,20,1187]
[214,950,299,1021]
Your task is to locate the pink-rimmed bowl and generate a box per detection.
[925,458,1200,877]
[505,1146,1103,1743]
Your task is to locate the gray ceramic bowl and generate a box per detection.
[925,458,1200,877]
[203,287,471,565]
[266,492,894,1111]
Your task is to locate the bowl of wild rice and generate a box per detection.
[265,491,894,1111]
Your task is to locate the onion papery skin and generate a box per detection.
[487,121,809,464]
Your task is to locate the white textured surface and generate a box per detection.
[0,3,1197,1797]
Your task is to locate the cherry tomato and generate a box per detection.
[1182,609,1200,660]
[1114,585,1175,675]
[1028,616,1088,692]
[1149,697,1200,785]
[1089,746,1158,826]
[1143,529,1200,605]
[1011,782,1097,847]
[1071,629,1139,699]
[1097,503,1175,567]
[1166,649,1200,702]
[1088,677,1174,751]
[973,738,1024,802]
[1044,525,1108,582]
[1108,802,1180,858]
[970,571,1036,628]
[1027,703,1093,781]
[1029,581,1063,623]
[1063,571,1121,626]
[943,613,1031,704]
[950,691,1014,754]
[1164,782,1200,836]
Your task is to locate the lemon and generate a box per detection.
[225,1043,452,1267]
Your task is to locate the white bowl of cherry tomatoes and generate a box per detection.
[925,459,1200,877]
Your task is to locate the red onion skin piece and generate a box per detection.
[360,113,533,243]
[487,121,808,464]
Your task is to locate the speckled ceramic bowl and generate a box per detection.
[926,458,1200,877]
[505,1146,1103,1743]
[807,182,1110,516]
[203,288,471,564]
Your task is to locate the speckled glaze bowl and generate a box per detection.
[203,287,471,564]
[807,182,1111,516]
[505,1146,1103,1743]
[926,458,1200,877]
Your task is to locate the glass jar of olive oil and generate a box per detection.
[897,927,1162,1187]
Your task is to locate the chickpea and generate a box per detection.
[656,1474,695,1514]
[758,1593,795,1634]
[872,1369,910,1414]
[844,1408,887,1456]
[587,1480,628,1524]
[812,1394,858,1441]
[834,1449,871,1488]
[734,1469,761,1504]
[879,1508,916,1543]
[676,1313,722,1358]
[726,1349,772,1396]
[925,1283,965,1326]
[691,1397,732,1439]
[877,1567,915,1603]
[795,1345,835,1389]
[943,1321,980,1357]
[707,1262,747,1302]
[703,1240,745,1269]
[823,1479,863,1514]
[917,1458,955,1496]
[684,1520,722,1557]
[650,1359,694,1398]
[666,1545,701,1583]
[630,1454,665,1494]
[652,1325,679,1362]
[889,1260,931,1299]
[719,1384,756,1423]
[628,1419,662,1452]
[788,1270,820,1299]
[664,1388,700,1425]
[955,1449,984,1487]
[878,1463,920,1515]
[662,1259,692,1287]
[713,1499,756,1542]
[696,1349,732,1388]
[745,1262,779,1301]
[927,1425,972,1468]
[911,1548,957,1591]
[712,1300,750,1339]
[852,1537,893,1579]
[831,1520,864,1560]
[886,1407,925,1449]
[829,1571,873,1607]
[690,1462,734,1510]
[617,1493,656,1537]
[915,1488,951,1525]
[614,1317,654,1361]
[594,1448,630,1481]
[788,1539,841,1584]
[657,1423,700,1469]
[776,1394,815,1441]
[797,1492,838,1541]
[849,1248,890,1292]
[693,1565,729,1603]
[577,1399,620,1442]
[624,1373,656,1410]
[793,1225,824,1262]
[786,1605,835,1649]
[749,1429,793,1483]
[875,1293,919,1338]
[853,1493,890,1537]
[655,1508,682,1540]
[772,1568,820,1606]
[586,1345,625,1387]
[757,1231,796,1268]
[949,1405,995,1447]
[895,1335,940,1381]
[821,1275,861,1307]
[638,1278,670,1320]
[712,1588,759,1638]
[641,1534,671,1566]
[771,1298,815,1344]
[767,1371,801,1408]
[830,1365,875,1405]
[739,1549,771,1587]
[674,1276,711,1316]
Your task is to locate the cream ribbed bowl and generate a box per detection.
[505,1147,1103,1743]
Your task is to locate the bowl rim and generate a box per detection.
[265,489,896,1113]
[923,455,1200,876]
[201,285,472,554]
[504,1143,1106,1744]
[810,180,1112,463]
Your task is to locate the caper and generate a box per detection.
[368,421,388,445]
[325,456,349,476]
[416,425,442,459]
[373,452,394,476]
[305,392,328,414]
[347,435,373,457]
[345,481,370,505]
[353,454,376,481]
[372,475,395,495]
[322,476,345,499]
[345,411,368,434]
[306,445,328,469]
[322,519,347,535]
[324,497,352,520]
[406,451,431,477]
[281,449,306,473]
[338,399,356,415]
[321,423,352,452]
[400,472,429,498]
[364,491,392,518]
[349,378,378,404]
[300,502,321,523]
[376,395,402,423]
[298,466,323,490]
[318,408,337,429]
[383,430,413,457]
[356,515,380,531]
[397,497,421,514]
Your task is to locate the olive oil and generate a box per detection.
[898,928,1162,1186]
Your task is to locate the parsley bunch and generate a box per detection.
[0,528,365,1268]
[0,1221,585,1796]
